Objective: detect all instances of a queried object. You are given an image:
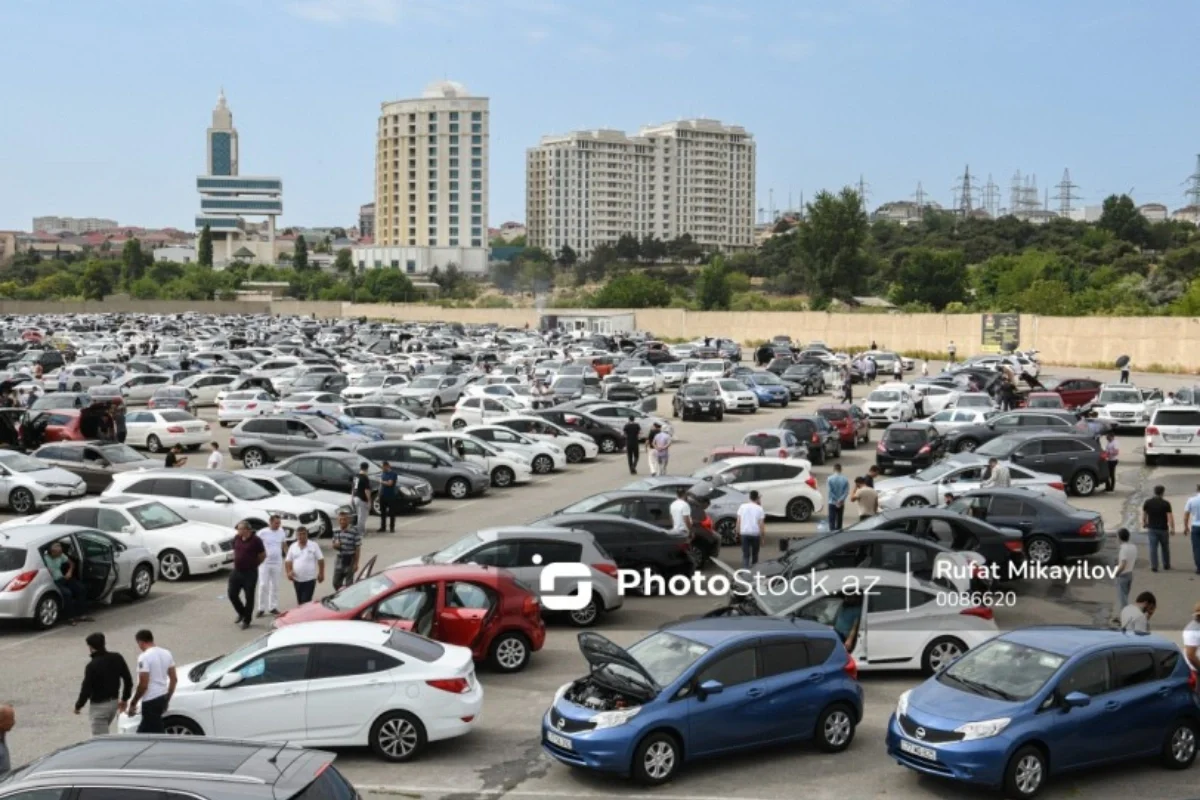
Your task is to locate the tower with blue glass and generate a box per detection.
[196,89,283,267]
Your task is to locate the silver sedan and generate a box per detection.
[874,453,1067,510]
[340,403,446,435]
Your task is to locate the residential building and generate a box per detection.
[495,221,526,242]
[32,216,118,234]
[368,80,489,274]
[0,231,18,263]
[1138,203,1169,222]
[1173,205,1200,225]
[526,118,755,259]
[1067,205,1104,223]
[154,245,197,263]
[359,203,375,240]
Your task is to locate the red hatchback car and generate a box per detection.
[20,406,116,450]
[817,403,871,448]
[273,564,546,673]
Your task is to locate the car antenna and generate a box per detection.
[266,739,290,770]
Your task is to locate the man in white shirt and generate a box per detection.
[1184,601,1200,671]
[1119,591,1156,634]
[255,515,289,617]
[982,458,1011,489]
[737,490,767,569]
[128,629,175,734]
[1114,527,1137,621]
[205,442,223,470]
[669,487,692,535]
[284,526,324,605]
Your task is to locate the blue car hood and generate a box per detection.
[909,679,1021,724]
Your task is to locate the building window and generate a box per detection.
[449,204,459,213]
[471,238,482,247]
[449,238,459,246]
[449,146,459,156]
[450,227,459,236]
[472,181,481,190]
[449,169,458,179]
[428,204,437,213]
[428,192,437,202]
[471,147,482,157]
[449,181,459,191]
[471,216,481,225]
[471,204,481,213]
[428,158,437,168]
[472,227,482,236]
[449,124,459,134]
[449,193,459,202]
[471,123,482,133]
[408,238,416,246]
[391,259,400,268]
[429,171,437,180]
[472,192,481,202]
[471,158,482,168]
[471,111,481,121]
[374,260,382,268]
[449,216,459,224]
[472,135,482,145]
[449,158,459,168]
[471,170,481,179]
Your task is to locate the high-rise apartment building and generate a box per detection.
[360,80,488,274]
[526,118,755,259]
[32,216,118,234]
[358,202,375,240]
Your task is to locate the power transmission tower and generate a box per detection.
[1022,174,1040,215]
[1009,170,1024,217]
[954,164,977,217]
[913,181,927,219]
[1186,155,1200,207]
[983,174,1000,218]
[856,174,871,213]
[1053,169,1081,218]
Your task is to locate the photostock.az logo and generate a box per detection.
[534,554,594,611]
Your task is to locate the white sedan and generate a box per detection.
[277,392,344,415]
[927,407,993,435]
[25,497,233,582]
[406,431,534,488]
[124,409,211,453]
[217,390,278,426]
[874,454,1068,510]
[625,366,664,395]
[340,403,445,436]
[342,373,411,402]
[692,456,824,522]
[163,621,483,762]
[863,383,917,426]
[449,395,525,429]
[177,373,238,406]
[462,424,566,474]
[911,384,960,415]
[490,415,600,463]
[238,467,356,531]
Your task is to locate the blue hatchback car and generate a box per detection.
[887,626,1200,798]
[542,618,863,785]
[743,372,790,408]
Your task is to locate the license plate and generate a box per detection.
[1164,434,1192,443]
[547,731,572,750]
[900,739,937,761]
[894,460,912,466]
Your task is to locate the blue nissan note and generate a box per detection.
[887,626,1200,798]
[542,618,863,785]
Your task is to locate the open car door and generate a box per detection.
[355,555,377,582]
[74,531,120,601]
[437,580,496,649]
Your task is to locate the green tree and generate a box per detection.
[675,233,704,263]
[590,272,671,308]
[293,235,309,271]
[890,248,968,311]
[557,243,578,267]
[359,268,417,302]
[1098,194,1150,247]
[334,247,354,275]
[695,257,733,310]
[121,238,146,285]
[796,187,871,303]
[197,225,213,268]
[615,233,640,262]
[640,235,667,264]
[81,262,114,300]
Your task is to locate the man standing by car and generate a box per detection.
[982,457,1011,488]
[737,490,766,569]
[111,400,127,444]
[623,416,641,474]
[1119,591,1156,634]
[44,541,89,626]
[74,632,132,735]
[255,515,287,618]
[284,526,324,604]
[851,477,879,522]
[377,460,399,533]
[827,463,849,532]
[205,441,223,470]
[128,629,175,735]
[1184,485,1200,574]
[331,511,362,590]
[1103,432,1119,492]
[1114,528,1137,621]
[351,463,372,538]
[228,521,265,630]
[1142,484,1174,572]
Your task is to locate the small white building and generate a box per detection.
[351,245,488,276]
[1138,203,1169,222]
[154,245,197,263]
[1172,205,1200,225]
[540,310,635,336]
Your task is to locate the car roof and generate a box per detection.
[715,456,812,468]
[0,523,98,545]
[744,428,792,437]
[1001,625,1177,657]
[883,421,936,431]
[380,563,513,583]
[666,617,833,646]
[266,619,392,648]
[1156,404,1200,412]
[477,526,595,543]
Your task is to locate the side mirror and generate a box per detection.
[218,671,244,689]
[120,525,135,535]
[697,679,724,699]
[213,494,231,504]
[1062,690,1090,709]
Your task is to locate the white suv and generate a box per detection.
[1145,405,1200,465]
[1092,383,1163,430]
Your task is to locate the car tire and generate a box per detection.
[158,549,189,582]
[1024,535,1058,566]
[488,631,531,672]
[814,703,856,754]
[240,447,267,468]
[632,731,681,786]
[8,487,35,515]
[564,445,584,464]
[72,382,82,392]
[567,596,602,628]
[1163,718,1198,769]
[901,496,928,508]
[129,564,154,600]
[186,444,201,452]
[813,448,826,466]
[163,716,204,736]
[316,511,332,538]
[847,435,858,450]
[955,439,978,453]
[532,454,554,475]
[145,434,163,453]
[1003,745,1047,799]
[597,436,617,454]
[716,411,724,421]
[672,405,679,419]
[219,421,229,428]
[370,710,427,763]
[715,517,738,545]
[446,477,470,499]
[432,397,442,412]
[32,593,60,630]
[786,497,814,522]
[921,636,966,675]
[492,466,515,488]
[1071,469,1097,497]
[452,418,466,429]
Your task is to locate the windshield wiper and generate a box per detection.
[945,673,1015,700]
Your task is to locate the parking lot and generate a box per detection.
[4,358,1200,800]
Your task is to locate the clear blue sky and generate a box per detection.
[3,0,1199,232]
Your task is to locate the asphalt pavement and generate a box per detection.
[4,362,1200,800]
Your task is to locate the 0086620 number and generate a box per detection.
[936,590,1016,608]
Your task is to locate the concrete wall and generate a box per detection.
[0,299,269,315]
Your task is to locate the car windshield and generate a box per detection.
[98,444,144,464]
[752,373,781,385]
[0,453,47,473]
[324,573,396,611]
[957,395,992,406]
[718,380,745,391]
[974,437,1019,457]
[562,494,612,514]
[886,429,926,445]
[629,368,654,377]
[1099,389,1141,404]
[913,462,957,482]
[429,533,483,564]
[939,638,1066,701]
[868,391,900,402]
[159,411,193,423]
[410,377,441,389]
[696,363,723,373]
[663,364,686,373]
[129,502,188,530]
[275,472,317,495]
[196,634,270,681]
[307,418,339,436]
[746,434,781,448]
[818,408,848,421]
[212,474,273,501]
[931,410,954,422]
[554,377,584,389]
[683,385,712,397]
[358,375,386,386]
[612,631,711,688]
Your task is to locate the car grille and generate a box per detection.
[1110,411,1135,419]
[549,707,595,733]
[218,539,234,553]
[299,511,319,525]
[898,714,963,743]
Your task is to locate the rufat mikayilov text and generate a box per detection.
[935,560,1121,582]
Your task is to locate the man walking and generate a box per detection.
[622,416,641,474]
[737,490,766,569]
[1119,591,1156,634]
[1185,484,1200,574]
[377,460,398,533]
[827,463,849,532]
[981,457,1011,488]
[851,477,879,522]
[284,526,324,604]
[669,487,692,537]
[74,632,133,735]
[892,358,903,382]
[351,462,372,538]
[651,425,673,476]
[255,515,287,618]
[205,441,223,470]
[1103,432,1119,492]
[331,511,362,590]
[0,705,12,774]
[1119,359,1131,384]
[228,521,265,629]
[57,367,68,394]
[129,629,175,735]
[1142,484,1174,572]
[1114,528,1136,621]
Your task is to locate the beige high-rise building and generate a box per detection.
[365,80,489,274]
[526,118,754,259]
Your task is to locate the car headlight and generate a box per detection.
[896,689,910,717]
[954,717,1011,741]
[400,486,417,496]
[269,511,299,521]
[590,706,642,729]
[201,542,213,555]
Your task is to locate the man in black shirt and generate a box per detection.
[864,465,880,488]
[74,632,133,735]
[351,463,372,538]
[164,444,186,468]
[1142,484,1175,572]
[622,416,642,474]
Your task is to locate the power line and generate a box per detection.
[1009,170,1023,217]
[1054,168,1081,218]
[856,174,871,213]
[913,181,927,219]
[1186,154,1200,207]
[983,173,1000,218]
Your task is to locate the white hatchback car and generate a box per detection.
[461,424,565,474]
[692,456,824,522]
[450,395,525,429]
[490,415,600,463]
[712,378,759,413]
[164,621,482,762]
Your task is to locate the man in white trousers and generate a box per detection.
[255,515,288,617]
[647,423,662,476]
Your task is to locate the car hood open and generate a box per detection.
[578,631,660,693]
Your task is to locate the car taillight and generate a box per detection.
[1189,670,1197,692]
[593,562,619,578]
[1004,540,1024,552]
[961,606,994,620]
[1079,520,1098,536]
[3,571,38,592]
[166,426,185,433]
[811,434,820,444]
[296,404,312,410]
[844,654,858,680]
[805,476,817,490]
[177,401,187,408]
[1049,481,1065,491]
[229,437,237,446]
[427,678,470,694]
[918,445,931,455]
[779,449,788,458]
[1146,426,1159,436]
[1099,450,1108,460]
[877,441,886,453]
[523,595,540,617]
[246,403,257,409]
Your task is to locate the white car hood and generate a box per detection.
[28,466,85,488]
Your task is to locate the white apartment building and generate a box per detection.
[526,118,755,259]
[32,216,118,234]
[369,80,489,274]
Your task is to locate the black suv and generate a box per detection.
[973,430,1109,497]
[876,422,945,473]
[782,363,826,395]
[942,409,1086,454]
[673,383,724,421]
[779,414,841,464]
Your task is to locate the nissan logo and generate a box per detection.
[915,727,926,739]
[556,718,566,730]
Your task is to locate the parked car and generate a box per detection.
[1024,391,1065,409]
[692,456,823,523]
[462,424,565,474]
[491,414,599,463]
[817,403,871,448]
[530,512,695,575]
[702,444,762,464]
[840,507,1026,575]
[622,475,750,545]
[782,362,826,395]
[274,564,546,672]
[874,453,1067,510]
[124,409,211,454]
[342,402,445,436]
[275,451,431,513]
[399,375,468,413]
[927,407,994,435]
[176,372,238,406]
[406,431,533,488]
[19,405,116,451]
[216,389,278,426]
[876,422,945,474]
[0,449,87,514]
[1144,404,1200,465]
[948,488,1105,566]
[779,414,843,464]
[1088,383,1163,430]
[239,467,356,532]
[741,371,791,408]
[942,409,1089,455]
[355,439,491,499]
[711,378,759,413]
[341,372,412,402]
[49,365,110,392]
[887,627,1200,798]
[974,431,1109,497]
[1042,376,1104,408]
[31,440,157,493]
[742,427,806,459]
[450,395,525,428]
[229,413,372,468]
[673,382,725,421]
[542,621,863,784]
[0,523,155,628]
[533,408,627,454]
[112,372,173,403]
[864,384,917,426]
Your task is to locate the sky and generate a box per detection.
[3,0,1200,232]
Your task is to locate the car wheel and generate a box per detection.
[1163,718,1199,769]
[565,444,584,464]
[316,511,332,538]
[716,411,724,421]
[813,448,826,466]
[370,710,426,763]
[1003,745,1047,799]
[72,382,82,392]
[163,716,203,736]
[786,497,814,522]
[219,421,229,428]
[921,636,966,675]
[901,496,928,508]
[847,435,858,450]
[32,593,60,630]
[240,447,266,468]
[492,466,515,488]
[597,436,617,454]
[158,550,189,582]
[567,597,602,628]
[632,731,681,786]
[955,439,978,453]
[130,564,154,599]
[8,487,35,515]
[1025,535,1058,566]
[145,434,163,453]
[715,517,738,545]
[447,477,470,499]
[1071,469,1097,497]
[815,703,856,752]
[488,631,531,672]
[432,397,442,412]
[672,404,679,418]
[452,418,466,429]
[532,454,554,475]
